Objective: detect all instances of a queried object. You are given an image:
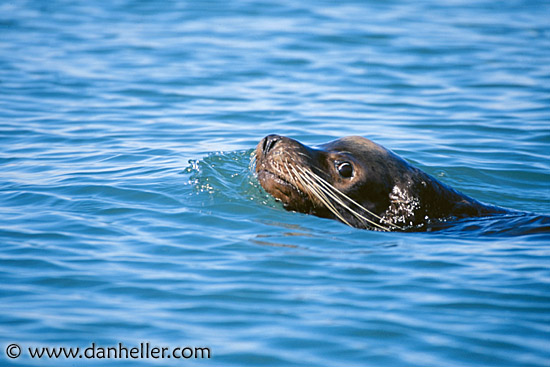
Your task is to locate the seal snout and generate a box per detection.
[260,134,281,156]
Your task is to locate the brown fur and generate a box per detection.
[255,135,505,231]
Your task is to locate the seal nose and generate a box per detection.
[262,134,280,155]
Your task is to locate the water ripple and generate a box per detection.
[1,0,549,366]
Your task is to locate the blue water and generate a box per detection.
[1,0,549,366]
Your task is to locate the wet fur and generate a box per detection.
[254,135,505,232]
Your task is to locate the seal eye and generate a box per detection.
[336,162,353,178]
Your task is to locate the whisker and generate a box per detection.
[258,150,399,231]
[304,165,393,225]
[310,173,396,231]
[299,167,400,231]
[295,164,397,231]
[289,164,353,227]
[285,157,383,229]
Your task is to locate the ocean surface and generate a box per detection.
[1,0,549,366]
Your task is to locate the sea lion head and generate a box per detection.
[254,134,504,231]
[254,134,423,231]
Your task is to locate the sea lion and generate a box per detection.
[254,134,506,231]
